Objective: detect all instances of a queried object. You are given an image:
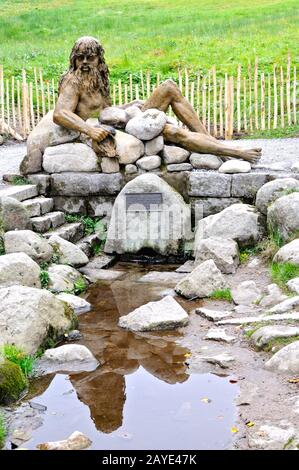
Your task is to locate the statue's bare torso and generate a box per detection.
[53,37,261,163]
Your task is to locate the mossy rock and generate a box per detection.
[0,359,28,404]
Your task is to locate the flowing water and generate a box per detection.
[15,263,239,450]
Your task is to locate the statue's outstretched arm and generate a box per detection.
[53,83,108,142]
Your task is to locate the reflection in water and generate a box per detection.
[22,264,238,450]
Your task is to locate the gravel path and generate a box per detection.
[0,137,298,182]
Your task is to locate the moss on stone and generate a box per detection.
[0,359,28,405]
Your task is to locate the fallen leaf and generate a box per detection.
[246,421,255,427]
[288,377,299,384]
[231,427,239,434]
[229,379,238,384]
[184,353,192,358]
[201,397,211,404]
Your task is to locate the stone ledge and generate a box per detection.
[188,172,232,197]
[231,173,268,198]
[50,172,124,196]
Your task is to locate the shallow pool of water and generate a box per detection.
[15,263,239,450]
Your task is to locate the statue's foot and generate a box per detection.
[240,148,262,164]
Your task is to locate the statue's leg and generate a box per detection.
[163,124,261,163]
[141,79,211,136]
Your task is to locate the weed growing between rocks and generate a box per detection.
[0,412,6,449]
[209,288,233,302]
[2,344,35,378]
[40,270,50,289]
[0,237,5,255]
[65,215,106,236]
[71,277,88,295]
[263,335,299,353]
[270,262,299,288]
[11,176,30,185]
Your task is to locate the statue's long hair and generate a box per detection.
[58,36,111,106]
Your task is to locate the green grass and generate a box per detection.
[10,176,30,185]
[65,215,106,236]
[270,261,299,287]
[263,335,299,352]
[40,269,50,289]
[0,413,6,449]
[2,344,36,378]
[0,0,298,84]
[209,288,233,302]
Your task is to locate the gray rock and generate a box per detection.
[51,172,123,196]
[99,106,129,128]
[4,230,53,263]
[195,307,231,321]
[138,271,186,285]
[191,197,242,218]
[176,260,194,273]
[251,325,299,348]
[167,163,192,172]
[259,284,288,308]
[219,160,251,174]
[265,340,299,374]
[37,431,92,451]
[36,344,98,374]
[48,264,87,293]
[218,312,299,325]
[231,280,262,305]
[79,267,125,282]
[136,155,161,171]
[125,108,167,140]
[48,234,88,267]
[0,252,41,288]
[86,196,114,218]
[273,239,299,265]
[43,143,100,173]
[287,277,299,294]
[248,423,296,450]
[101,157,120,173]
[125,104,143,120]
[190,154,222,170]
[53,196,87,215]
[118,295,189,331]
[291,162,299,173]
[145,136,164,156]
[20,110,79,174]
[0,196,31,232]
[195,203,264,248]
[255,178,299,214]
[125,164,138,175]
[204,328,236,343]
[65,329,82,341]
[0,184,38,201]
[114,130,144,164]
[0,285,77,354]
[31,211,65,233]
[56,293,91,315]
[194,236,239,274]
[83,254,115,270]
[162,145,190,164]
[231,173,268,198]
[175,259,227,299]
[267,192,299,243]
[27,174,51,195]
[188,173,231,197]
[104,173,191,256]
[269,296,299,314]
[200,352,235,368]
[22,196,54,217]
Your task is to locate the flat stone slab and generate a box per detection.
[51,172,123,196]
[43,222,84,243]
[84,254,116,270]
[217,312,299,325]
[195,307,232,322]
[175,260,194,273]
[79,267,125,282]
[56,293,91,315]
[188,172,231,197]
[269,296,299,314]
[251,325,299,348]
[118,295,189,331]
[138,271,186,285]
[200,352,235,368]
[0,184,38,201]
[204,328,236,343]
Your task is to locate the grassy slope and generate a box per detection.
[0,0,298,83]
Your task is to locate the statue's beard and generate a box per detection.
[74,66,101,94]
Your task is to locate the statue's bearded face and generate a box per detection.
[74,45,99,73]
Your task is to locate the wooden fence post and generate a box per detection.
[0,65,4,133]
[213,66,217,136]
[273,64,278,129]
[280,66,284,128]
[237,65,241,132]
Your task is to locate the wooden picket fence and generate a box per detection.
[0,56,298,141]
